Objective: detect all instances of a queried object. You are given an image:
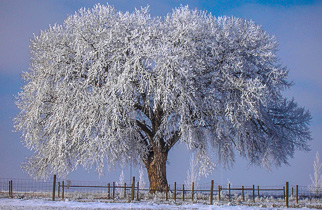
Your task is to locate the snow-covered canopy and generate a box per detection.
[14,4,311,179]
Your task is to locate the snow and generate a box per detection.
[0,199,315,210]
[14,3,311,181]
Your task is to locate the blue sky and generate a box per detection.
[0,0,321,187]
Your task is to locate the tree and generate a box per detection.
[116,170,125,195]
[185,152,203,190]
[309,152,322,195]
[139,166,146,190]
[15,3,311,192]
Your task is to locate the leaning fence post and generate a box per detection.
[210,180,214,205]
[52,174,56,201]
[62,181,65,200]
[286,182,289,208]
[252,185,255,203]
[192,182,194,201]
[296,185,298,204]
[174,182,176,202]
[131,176,135,201]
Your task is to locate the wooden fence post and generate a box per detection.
[112,182,115,200]
[11,180,13,198]
[131,177,135,201]
[218,185,221,201]
[58,182,60,198]
[124,183,127,198]
[8,180,10,198]
[166,184,168,201]
[228,183,231,202]
[210,180,214,205]
[283,186,285,200]
[192,182,194,201]
[286,182,289,208]
[136,182,139,201]
[182,184,185,201]
[242,186,245,201]
[107,183,110,199]
[257,186,260,198]
[8,180,12,198]
[296,185,299,204]
[252,185,255,203]
[62,181,65,199]
[174,182,176,202]
[8,181,10,198]
[52,174,56,201]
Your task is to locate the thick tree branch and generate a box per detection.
[136,120,154,143]
[166,130,181,152]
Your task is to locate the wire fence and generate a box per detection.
[1,176,322,207]
[1,178,53,198]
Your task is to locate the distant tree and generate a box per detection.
[116,170,125,195]
[15,3,311,192]
[139,166,146,190]
[309,152,322,195]
[185,153,202,189]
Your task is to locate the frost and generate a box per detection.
[309,152,322,195]
[139,166,146,190]
[14,3,311,187]
[116,170,125,195]
[185,153,200,189]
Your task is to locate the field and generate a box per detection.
[1,197,322,210]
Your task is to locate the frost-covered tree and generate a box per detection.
[117,170,125,195]
[139,166,146,190]
[15,3,311,192]
[309,152,322,195]
[185,153,201,189]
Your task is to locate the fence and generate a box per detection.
[1,176,322,208]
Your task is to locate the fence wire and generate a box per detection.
[1,178,53,198]
[1,177,322,204]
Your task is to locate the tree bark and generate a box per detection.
[145,149,168,193]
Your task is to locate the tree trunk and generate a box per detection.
[145,149,168,193]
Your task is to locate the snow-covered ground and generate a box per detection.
[0,198,318,210]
